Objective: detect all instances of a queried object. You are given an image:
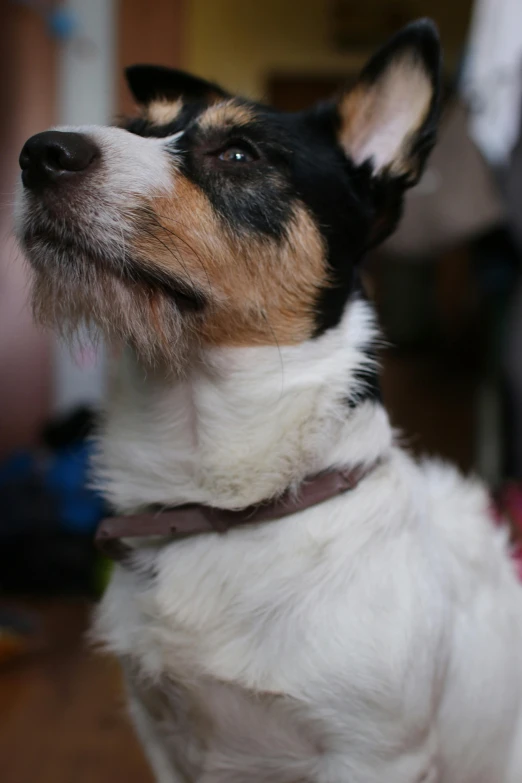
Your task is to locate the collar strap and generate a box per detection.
[96,461,379,562]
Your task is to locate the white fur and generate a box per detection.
[94,299,386,511]
[93,297,522,783]
[67,124,178,195]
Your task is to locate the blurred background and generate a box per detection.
[1,1,522,780]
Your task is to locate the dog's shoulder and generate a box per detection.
[421,458,519,593]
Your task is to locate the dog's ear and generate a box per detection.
[336,19,441,187]
[125,65,229,106]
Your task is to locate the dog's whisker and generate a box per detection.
[138,223,201,302]
[144,209,217,312]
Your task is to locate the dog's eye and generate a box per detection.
[217,144,257,164]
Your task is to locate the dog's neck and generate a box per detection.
[94,298,393,513]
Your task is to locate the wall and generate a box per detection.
[118,0,186,115]
[0,2,55,457]
[186,0,472,99]
[186,0,367,99]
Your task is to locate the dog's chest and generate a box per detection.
[95,506,447,781]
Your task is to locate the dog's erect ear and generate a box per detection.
[337,19,441,186]
[125,65,229,106]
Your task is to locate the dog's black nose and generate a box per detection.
[19,131,99,189]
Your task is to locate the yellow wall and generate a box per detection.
[186,0,370,100]
[185,0,472,100]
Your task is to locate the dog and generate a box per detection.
[16,18,522,783]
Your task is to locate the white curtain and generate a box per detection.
[461,0,522,165]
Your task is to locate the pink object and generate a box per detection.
[511,543,522,581]
[499,483,522,535]
[491,484,522,581]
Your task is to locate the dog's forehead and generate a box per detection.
[127,95,303,145]
[145,96,257,129]
[196,100,257,131]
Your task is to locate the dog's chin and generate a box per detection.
[24,234,198,371]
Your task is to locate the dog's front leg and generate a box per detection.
[126,683,190,783]
[123,664,194,783]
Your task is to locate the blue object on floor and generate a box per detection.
[46,442,105,534]
[0,440,105,535]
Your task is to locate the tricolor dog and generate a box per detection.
[16,19,522,783]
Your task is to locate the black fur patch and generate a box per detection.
[126,65,228,105]
[179,113,296,240]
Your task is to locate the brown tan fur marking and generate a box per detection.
[146,98,184,126]
[134,176,328,348]
[198,101,256,132]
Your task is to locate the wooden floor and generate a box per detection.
[0,600,153,783]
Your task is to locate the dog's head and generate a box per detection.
[16,20,441,368]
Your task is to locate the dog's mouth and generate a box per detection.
[22,220,205,314]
